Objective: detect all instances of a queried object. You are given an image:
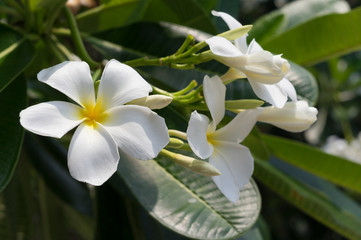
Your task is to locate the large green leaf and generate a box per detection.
[250,0,350,45]
[111,153,261,240]
[254,157,361,240]
[262,134,361,194]
[262,7,361,65]
[141,0,217,34]
[0,23,35,92]
[76,0,149,33]
[0,75,26,192]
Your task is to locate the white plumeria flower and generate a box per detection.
[20,60,169,186]
[257,100,318,132]
[187,75,262,202]
[206,10,297,108]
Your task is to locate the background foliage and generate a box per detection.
[1,0,361,239]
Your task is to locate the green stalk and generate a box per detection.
[64,6,99,69]
[174,34,195,56]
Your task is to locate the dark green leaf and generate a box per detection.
[250,0,350,45]
[76,0,149,33]
[0,75,26,192]
[262,7,361,65]
[254,157,361,240]
[141,0,217,34]
[0,23,35,92]
[262,134,361,194]
[112,153,261,240]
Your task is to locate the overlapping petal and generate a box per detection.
[203,75,226,129]
[37,61,95,108]
[211,108,262,143]
[278,78,298,102]
[97,59,152,109]
[187,111,213,159]
[19,101,84,138]
[211,10,247,53]
[102,105,169,160]
[247,39,264,54]
[210,141,254,202]
[68,123,119,186]
[248,80,288,108]
[240,51,287,84]
[206,36,243,58]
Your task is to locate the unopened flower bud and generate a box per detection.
[258,100,318,132]
[128,95,173,109]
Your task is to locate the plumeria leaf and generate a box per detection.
[261,6,361,65]
[262,134,361,194]
[254,157,361,240]
[141,0,218,34]
[76,0,149,33]
[0,75,26,192]
[287,61,318,106]
[249,0,350,45]
[0,23,35,92]
[112,152,261,240]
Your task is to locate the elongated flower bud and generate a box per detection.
[161,149,221,176]
[257,101,318,132]
[128,95,173,109]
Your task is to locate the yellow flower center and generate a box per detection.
[80,102,108,127]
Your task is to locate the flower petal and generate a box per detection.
[278,77,297,102]
[20,101,84,138]
[97,59,152,109]
[258,100,318,132]
[203,75,226,128]
[211,108,262,143]
[102,105,169,160]
[240,51,287,84]
[37,61,95,108]
[211,10,248,53]
[248,80,287,108]
[206,36,243,58]
[210,141,254,202]
[68,122,119,186]
[247,39,264,54]
[187,111,213,159]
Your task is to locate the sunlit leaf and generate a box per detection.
[112,153,261,240]
[250,0,350,45]
[262,7,361,65]
[262,134,361,194]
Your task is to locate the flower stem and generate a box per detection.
[64,6,99,69]
[174,34,195,56]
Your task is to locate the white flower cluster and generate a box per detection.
[19,10,318,202]
[323,133,361,164]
